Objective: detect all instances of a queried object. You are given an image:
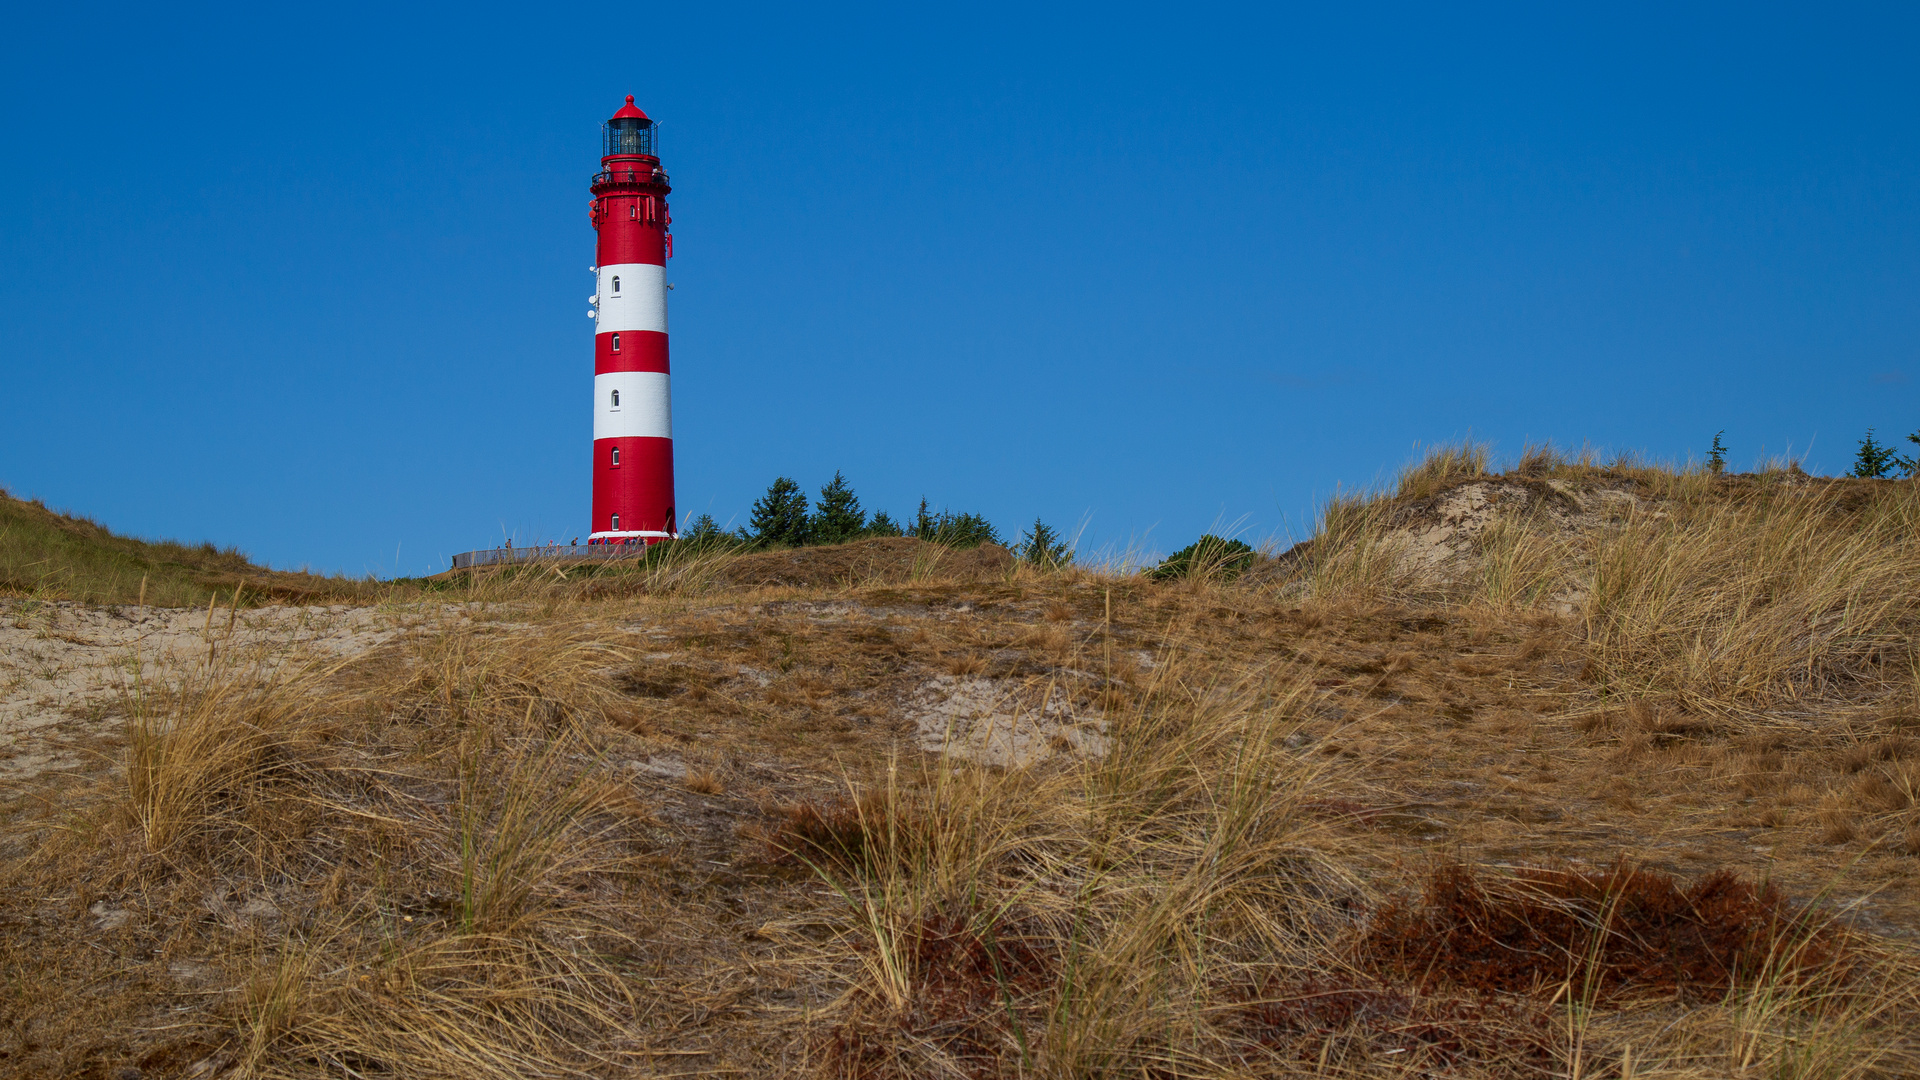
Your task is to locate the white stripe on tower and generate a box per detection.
[592,372,672,439]
[594,263,667,333]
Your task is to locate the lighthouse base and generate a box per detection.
[587,530,676,546]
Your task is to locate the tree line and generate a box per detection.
[679,471,1071,566]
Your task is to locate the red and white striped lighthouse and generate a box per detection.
[588,96,675,545]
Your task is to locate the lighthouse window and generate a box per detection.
[610,446,620,465]
[629,205,636,220]
[611,514,621,530]
[611,389,620,406]
[611,333,621,352]
[611,276,620,293]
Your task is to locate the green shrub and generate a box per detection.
[1149,535,1256,581]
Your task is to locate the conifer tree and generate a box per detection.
[812,471,866,544]
[1707,431,1728,476]
[910,499,1000,548]
[866,510,903,537]
[749,477,811,546]
[682,513,726,546]
[1019,518,1072,567]
[1851,429,1909,479]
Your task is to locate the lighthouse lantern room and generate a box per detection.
[588,96,675,545]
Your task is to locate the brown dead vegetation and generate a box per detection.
[816,908,1058,1080]
[1241,979,1558,1078]
[761,793,922,877]
[1358,860,1851,1002]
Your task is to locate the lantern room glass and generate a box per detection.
[603,117,656,157]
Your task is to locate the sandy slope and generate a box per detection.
[0,593,1111,784]
[0,601,411,780]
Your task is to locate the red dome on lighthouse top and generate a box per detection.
[611,95,650,122]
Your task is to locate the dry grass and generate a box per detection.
[1295,491,1419,603]
[122,659,309,857]
[1583,481,1920,712]
[3,459,1919,1078]
[4,618,650,1079]
[1473,512,1575,610]
[1397,438,1493,499]
[1275,445,1920,717]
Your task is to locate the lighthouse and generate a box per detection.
[588,96,676,546]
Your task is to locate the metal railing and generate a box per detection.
[591,165,669,190]
[449,544,658,570]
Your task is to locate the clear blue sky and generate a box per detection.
[3,3,1917,576]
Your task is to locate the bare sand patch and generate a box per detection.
[905,673,1109,767]
[0,600,442,780]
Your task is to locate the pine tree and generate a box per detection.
[812,471,866,544]
[866,511,903,537]
[1852,429,1902,479]
[1019,518,1072,567]
[947,513,999,547]
[909,498,999,548]
[682,513,726,546]
[749,477,811,546]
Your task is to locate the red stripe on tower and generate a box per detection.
[588,96,676,546]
